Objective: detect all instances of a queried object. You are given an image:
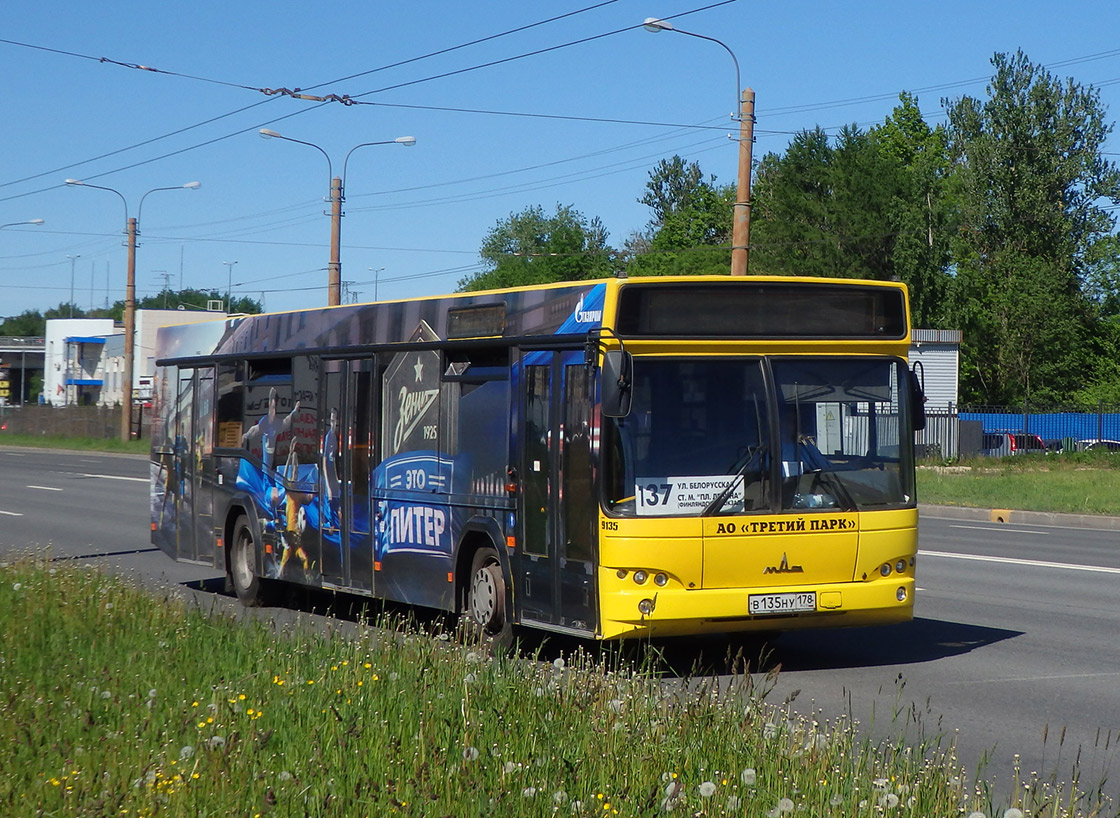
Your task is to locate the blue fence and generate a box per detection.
[959,407,1120,444]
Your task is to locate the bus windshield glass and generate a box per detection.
[604,357,913,517]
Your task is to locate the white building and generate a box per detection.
[43,318,120,407]
[44,309,226,406]
[909,329,961,411]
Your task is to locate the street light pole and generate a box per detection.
[223,261,238,310]
[260,130,416,306]
[643,18,754,275]
[66,178,200,441]
[66,254,81,317]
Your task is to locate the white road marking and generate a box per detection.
[921,548,1120,575]
[27,485,63,492]
[81,473,147,483]
[0,510,23,516]
[948,524,1048,535]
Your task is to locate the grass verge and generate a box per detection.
[0,433,148,455]
[917,452,1120,515]
[1,558,1108,817]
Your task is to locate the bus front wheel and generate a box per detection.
[230,515,268,606]
[467,547,512,645]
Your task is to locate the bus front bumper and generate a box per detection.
[597,577,915,640]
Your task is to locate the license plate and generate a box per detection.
[749,592,816,616]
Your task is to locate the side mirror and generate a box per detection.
[909,369,926,432]
[601,350,633,418]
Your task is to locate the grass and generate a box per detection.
[0,432,148,455]
[1,558,1110,818]
[917,452,1120,515]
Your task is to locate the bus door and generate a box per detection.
[518,349,597,634]
[320,359,375,591]
[171,367,215,564]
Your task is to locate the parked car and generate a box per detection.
[1074,439,1120,453]
[980,432,1046,457]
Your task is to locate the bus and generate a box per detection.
[151,275,924,641]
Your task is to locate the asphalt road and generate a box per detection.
[2,446,1119,802]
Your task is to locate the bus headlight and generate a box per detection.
[633,570,648,585]
[616,569,628,579]
[895,559,907,574]
[638,598,655,615]
[653,573,668,587]
[896,586,908,602]
[880,563,892,577]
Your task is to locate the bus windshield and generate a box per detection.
[604,357,914,517]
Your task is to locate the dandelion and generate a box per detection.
[1003,811,1024,818]
[12,582,21,591]
[740,768,757,786]
[503,761,517,775]
[100,690,111,699]
[829,794,844,806]
[726,795,742,810]
[522,787,537,798]
[872,777,889,791]
[763,722,778,739]
[607,699,624,715]
[466,651,482,664]
[698,781,716,798]
[147,689,157,699]
[464,673,477,684]
[207,735,225,749]
[777,797,795,812]
[462,746,480,762]
[278,771,292,781]
[880,793,900,808]
[179,745,195,761]
[553,657,566,671]
[967,813,987,818]
[553,791,568,804]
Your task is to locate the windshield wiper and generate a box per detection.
[701,445,767,516]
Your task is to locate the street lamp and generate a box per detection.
[223,261,238,310]
[65,178,201,441]
[369,267,385,302]
[259,129,416,306]
[66,254,81,318]
[643,17,755,276]
[0,218,45,229]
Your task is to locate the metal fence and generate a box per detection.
[915,404,1120,459]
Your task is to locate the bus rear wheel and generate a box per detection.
[230,515,269,606]
[466,547,512,647]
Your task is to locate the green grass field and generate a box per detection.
[0,558,1104,818]
[917,452,1120,515]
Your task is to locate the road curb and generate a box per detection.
[920,504,1120,532]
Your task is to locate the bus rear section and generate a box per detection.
[595,353,918,639]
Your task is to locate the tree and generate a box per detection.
[750,125,906,283]
[460,204,615,291]
[627,156,734,277]
[0,309,46,336]
[945,50,1120,403]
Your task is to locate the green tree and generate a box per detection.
[868,93,955,328]
[460,204,615,291]
[945,50,1120,404]
[627,156,734,277]
[0,309,46,336]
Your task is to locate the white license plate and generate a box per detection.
[749,592,817,616]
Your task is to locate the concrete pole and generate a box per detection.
[121,217,137,442]
[731,88,755,276]
[329,176,343,307]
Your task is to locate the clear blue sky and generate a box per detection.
[2,0,1118,319]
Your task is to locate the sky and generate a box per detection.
[2,0,1119,320]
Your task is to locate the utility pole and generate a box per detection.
[328,176,343,307]
[731,88,755,277]
[122,217,137,441]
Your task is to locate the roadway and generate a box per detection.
[1,446,1118,802]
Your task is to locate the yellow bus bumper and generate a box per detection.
[598,576,915,640]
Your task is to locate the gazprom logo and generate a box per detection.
[574,293,602,324]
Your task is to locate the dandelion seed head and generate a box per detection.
[829,793,843,806]
[880,793,900,808]
[553,657,566,671]
[553,790,568,804]
[726,795,742,810]
[278,770,292,781]
[179,745,195,761]
[12,582,21,592]
[463,746,480,762]
[777,797,794,812]
[502,761,517,774]
[522,787,537,798]
[699,781,716,797]
[967,813,987,818]
[1003,810,1024,818]
[740,768,757,786]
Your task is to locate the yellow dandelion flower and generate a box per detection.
[191,701,199,707]
[358,681,364,687]
[342,660,349,666]
[247,708,255,715]
[331,665,338,671]
[206,716,213,724]
[197,722,206,729]
[364,663,372,669]
[238,694,246,701]
[50,778,61,786]
[307,680,315,685]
